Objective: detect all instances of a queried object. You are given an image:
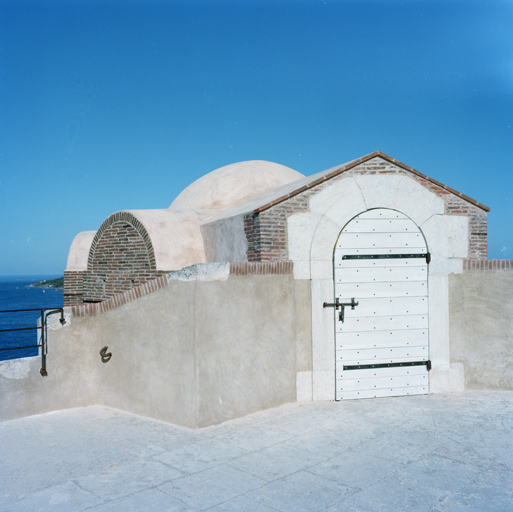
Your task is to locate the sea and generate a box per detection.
[0,275,64,361]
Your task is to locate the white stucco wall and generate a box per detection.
[450,270,513,390]
[201,214,248,263]
[66,231,96,271]
[0,268,308,427]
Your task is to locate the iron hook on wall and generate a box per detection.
[99,346,112,363]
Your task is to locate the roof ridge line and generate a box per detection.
[252,151,489,214]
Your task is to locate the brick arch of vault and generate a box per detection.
[88,211,156,270]
[82,211,162,302]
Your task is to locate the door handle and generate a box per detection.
[323,298,359,322]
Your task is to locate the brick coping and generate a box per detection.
[463,259,513,270]
[71,262,293,317]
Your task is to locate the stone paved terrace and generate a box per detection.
[1,392,512,512]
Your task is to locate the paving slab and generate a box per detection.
[0,391,512,512]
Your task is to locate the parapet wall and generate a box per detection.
[3,259,512,426]
[1,263,307,427]
[449,261,513,390]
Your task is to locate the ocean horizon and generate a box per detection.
[0,275,64,361]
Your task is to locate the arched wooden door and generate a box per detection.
[333,209,430,400]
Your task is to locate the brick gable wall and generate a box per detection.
[244,157,487,262]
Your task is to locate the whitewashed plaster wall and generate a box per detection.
[201,214,248,263]
[288,174,467,401]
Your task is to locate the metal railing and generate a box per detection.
[0,308,66,376]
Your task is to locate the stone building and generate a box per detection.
[63,150,489,401]
[64,152,488,305]
[3,151,511,428]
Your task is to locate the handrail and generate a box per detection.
[0,308,66,376]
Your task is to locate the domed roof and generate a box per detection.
[169,160,304,211]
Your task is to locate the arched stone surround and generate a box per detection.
[288,174,468,401]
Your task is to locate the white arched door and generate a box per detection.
[333,209,430,400]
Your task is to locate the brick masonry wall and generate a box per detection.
[63,271,84,306]
[244,188,312,262]
[64,212,168,306]
[244,156,488,261]
[84,220,155,302]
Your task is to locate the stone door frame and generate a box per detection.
[287,173,467,401]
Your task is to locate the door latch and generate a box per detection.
[323,298,359,323]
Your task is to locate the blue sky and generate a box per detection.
[1,0,512,275]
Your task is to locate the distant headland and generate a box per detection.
[30,277,64,290]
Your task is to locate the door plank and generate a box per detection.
[335,281,427,298]
[336,328,428,349]
[336,258,427,268]
[338,297,428,317]
[337,232,425,249]
[337,385,428,400]
[342,218,420,233]
[337,365,427,379]
[356,210,409,220]
[335,266,427,283]
[336,314,428,332]
[336,246,427,255]
[337,345,429,363]
[338,374,428,391]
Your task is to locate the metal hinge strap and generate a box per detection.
[342,253,431,263]
[343,360,432,371]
